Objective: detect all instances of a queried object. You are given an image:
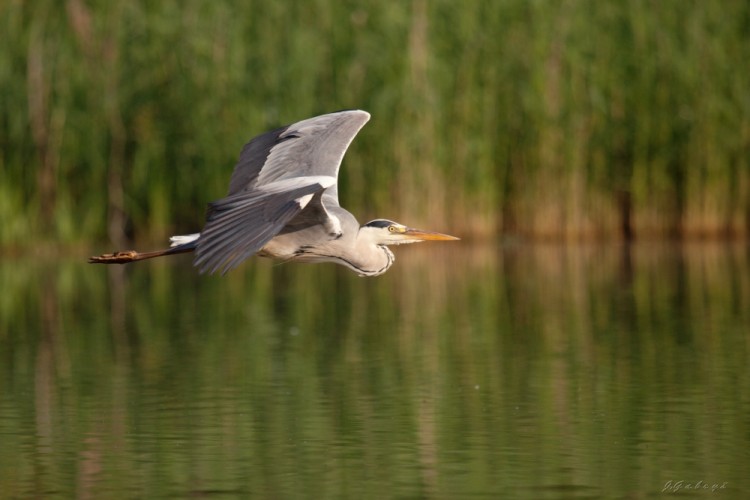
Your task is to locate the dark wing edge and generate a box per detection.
[195,176,336,275]
[226,125,289,196]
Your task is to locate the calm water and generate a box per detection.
[1,242,748,499]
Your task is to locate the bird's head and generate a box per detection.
[360,219,459,246]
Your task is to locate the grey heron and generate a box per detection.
[89,110,458,276]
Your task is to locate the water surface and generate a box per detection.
[1,242,748,498]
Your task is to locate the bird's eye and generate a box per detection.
[388,226,397,232]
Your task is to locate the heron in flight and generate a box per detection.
[89,110,458,276]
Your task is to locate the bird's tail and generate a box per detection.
[88,241,196,265]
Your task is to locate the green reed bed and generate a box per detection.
[1,0,748,245]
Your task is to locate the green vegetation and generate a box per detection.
[1,0,748,245]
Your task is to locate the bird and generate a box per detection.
[89,110,458,276]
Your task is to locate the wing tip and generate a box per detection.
[332,108,370,123]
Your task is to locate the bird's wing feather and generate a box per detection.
[227,110,370,204]
[226,125,288,196]
[196,176,336,274]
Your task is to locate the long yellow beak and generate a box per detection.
[402,228,460,241]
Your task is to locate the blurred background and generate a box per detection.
[2,0,749,248]
[2,1,750,498]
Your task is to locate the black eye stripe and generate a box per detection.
[364,219,397,229]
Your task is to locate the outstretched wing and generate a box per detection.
[227,110,370,204]
[195,110,370,274]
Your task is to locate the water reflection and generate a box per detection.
[1,242,748,498]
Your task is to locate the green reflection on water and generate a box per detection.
[1,243,748,498]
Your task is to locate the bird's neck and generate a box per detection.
[277,231,395,277]
[345,241,394,277]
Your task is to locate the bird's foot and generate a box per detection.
[88,250,139,264]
